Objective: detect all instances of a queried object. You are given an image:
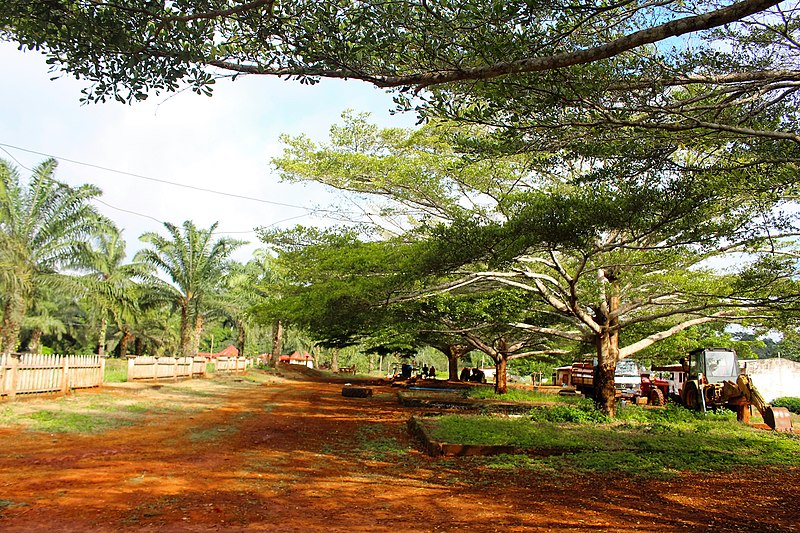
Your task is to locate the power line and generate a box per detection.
[1,141,403,231]
[93,198,164,225]
[0,141,315,211]
[92,198,312,235]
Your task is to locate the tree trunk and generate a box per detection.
[270,319,283,367]
[331,348,339,373]
[594,356,617,417]
[1,296,24,354]
[593,269,621,416]
[447,345,467,382]
[312,345,321,369]
[191,314,204,357]
[236,322,246,357]
[495,356,508,394]
[29,329,42,354]
[134,337,143,356]
[594,327,620,417]
[179,302,191,358]
[118,326,133,357]
[97,315,108,356]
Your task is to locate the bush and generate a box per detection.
[772,397,800,414]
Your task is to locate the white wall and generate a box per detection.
[740,358,800,403]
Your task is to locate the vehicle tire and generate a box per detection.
[649,387,666,407]
[683,381,701,410]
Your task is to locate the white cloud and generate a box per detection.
[0,42,417,262]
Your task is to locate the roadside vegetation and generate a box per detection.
[772,397,800,414]
[422,403,800,478]
[466,387,581,404]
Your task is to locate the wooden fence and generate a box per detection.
[0,353,104,398]
[127,356,207,381]
[214,356,252,374]
[127,355,252,381]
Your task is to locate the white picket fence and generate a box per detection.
[0,352,255,398]
[127,356,207,381]
[0,353,104,398]
[127,355,252,381]
[214,356,252,374]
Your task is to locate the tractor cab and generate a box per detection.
[688,347,739,383]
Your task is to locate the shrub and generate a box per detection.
[772,397,800,414]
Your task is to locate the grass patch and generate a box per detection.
[103,358,128,383]
[422,403,800,477]
[355,424,407,459]
[466,387,581,404]
[24,410,134,433]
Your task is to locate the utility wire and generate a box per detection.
[0,141,398,231]
[0,141,315,211]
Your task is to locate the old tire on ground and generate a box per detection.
[683,382,701,410]
[649,387,666,407]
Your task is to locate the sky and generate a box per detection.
[0,41,418,262]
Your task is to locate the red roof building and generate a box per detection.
[197,345,239,359]
[280,351,314,368]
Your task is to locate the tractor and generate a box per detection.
[638,373,669,406]
[648,348,793,432]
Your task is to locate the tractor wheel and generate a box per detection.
[649,387,666,407]
[683,382,701,410]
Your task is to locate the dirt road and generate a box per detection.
[0,368,798,532]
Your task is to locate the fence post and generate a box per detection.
[8,354,20,399]
[61,354,70,395]
[99,355,106,386]
[173,357,178,381]
[127,355,137,381]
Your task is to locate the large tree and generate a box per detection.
[134,220,243,358]
[0,158,110,353]
[273,116,800,413]
[416,174,800,414]
[2,0,797,152]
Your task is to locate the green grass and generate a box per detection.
[422,403,800,478]
[354,424,407,460]
[103,357,128,383]
[24,410,135,433]
[465,387,581,404]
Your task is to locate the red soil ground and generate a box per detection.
[0,367,798,532]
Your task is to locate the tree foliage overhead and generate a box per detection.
[3,0,798,150]
[270,113,800,411]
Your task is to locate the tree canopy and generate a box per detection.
[269,114,800,412]
[3,0,798,152]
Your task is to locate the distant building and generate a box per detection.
[739,358,800,403]
[553,366,573,387]
[197,345,239,359]
[279,351,314,368]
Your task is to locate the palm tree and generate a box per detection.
[134,221,243,358]
[21,289,67,353]
[77,228,146,356]
[0,158,110,353]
